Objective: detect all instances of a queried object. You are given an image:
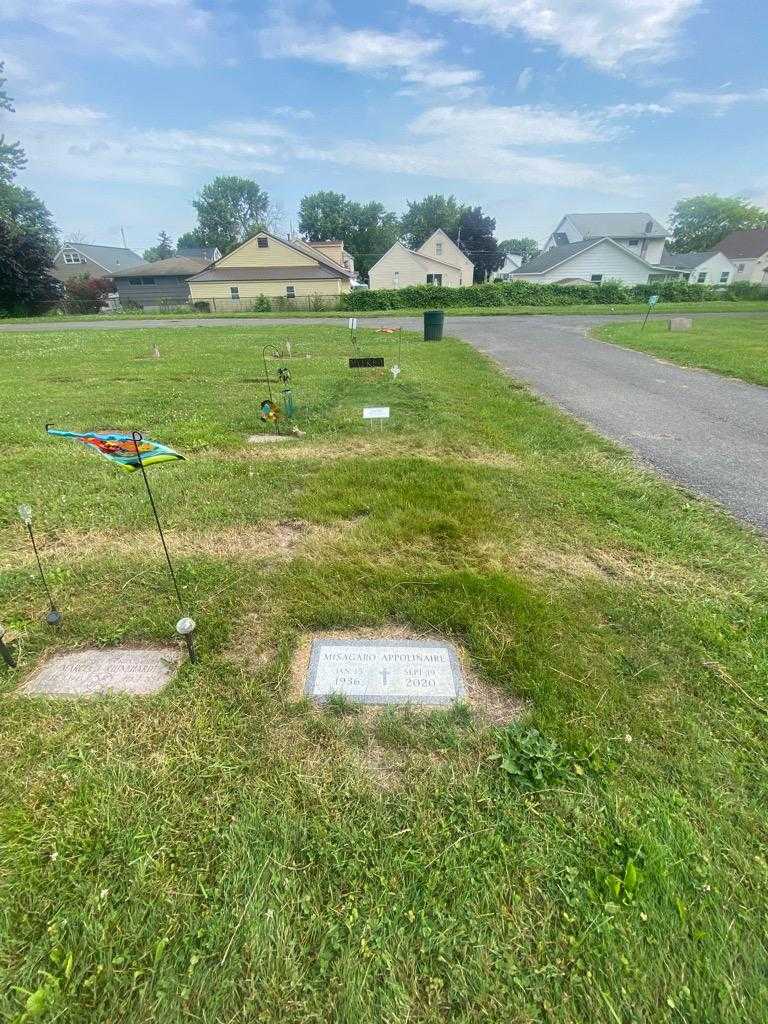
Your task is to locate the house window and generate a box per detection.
[590,274,603,285]
[435,242,443,256]
[627,239,639,247]
[129,278,142,285]
[426,274,443,286]
[720,271,730,283]
[257,237,269,248]
[554,232,568,246]
[142,277,155,286]
[393,271,399,287]
[738,263,745,271]
[286,285,295,298]
[230,286,240,300]
[62,251,84,264]
[697,272,707,283]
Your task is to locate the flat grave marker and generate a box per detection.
[349,357,385,369]
[305,637,465,706]
[20,647,181,697]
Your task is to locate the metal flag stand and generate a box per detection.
[18,505,62,625]
[642,294,659,329]
[130,431,198,663]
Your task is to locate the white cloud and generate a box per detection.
[0,0,213,65]
[516,67,533,93]
[409,104,615,145]
[668,87,768,112]
[13,102,107,126]
[258,14,482,94]
[603,102,674,118]
[409,0,701,69]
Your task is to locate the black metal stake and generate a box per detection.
[262,346,281,434]
[22,515,61,625]
[131,430,189,618]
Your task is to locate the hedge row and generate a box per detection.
[341,279,768,311]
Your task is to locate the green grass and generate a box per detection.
[1,325,767,1023]
[4,299,768,324]
[595,316,768,386]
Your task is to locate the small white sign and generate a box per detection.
[648,294,659,305]
[348,317,358,330]
[363,406,389,420]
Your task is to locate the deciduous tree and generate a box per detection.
[0,219,60,314]
[400,194,465,250]
[499,237,540,264]
[669,194,768,252]
[0,61,26,185]
[458,206,504,282]
[299,191,400,279]
[192,176,272,254]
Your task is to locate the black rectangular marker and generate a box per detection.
[349,357,385,368]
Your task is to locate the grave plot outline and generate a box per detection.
[305,637,466,706]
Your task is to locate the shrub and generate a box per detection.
[307,292,326,312]
[121,298,143,311]
[62,274,112,314]
[192,300,210,312]
[252,294,271,312]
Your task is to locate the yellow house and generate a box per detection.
[187,232,355,310]
[368,229,474,290]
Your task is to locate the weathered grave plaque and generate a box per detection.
[305,638,465,705]
[349,357,384,368]
[21,647,181,697]
[669,317,693,331]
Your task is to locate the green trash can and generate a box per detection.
[423,309,444,341]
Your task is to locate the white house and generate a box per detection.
[492,254,522,281]
[716,230,768,284]
[544,212,668,265]
[368,229,474,289]
[512,237,682,287]
[660,249,736,285]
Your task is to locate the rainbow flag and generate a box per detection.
[46,427,184,473]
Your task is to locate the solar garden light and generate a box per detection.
[0,624,16,669]
[175,616,198,664]
[18,505,62,626]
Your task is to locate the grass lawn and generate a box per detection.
[595,316,768,387]
[1,324,767,1023]
[3,299,768,324]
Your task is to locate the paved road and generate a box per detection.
[4,312,767,531]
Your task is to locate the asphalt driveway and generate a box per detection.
[4,312,767,532]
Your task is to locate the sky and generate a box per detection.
[1,0,767,254]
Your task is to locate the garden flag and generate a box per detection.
[45,427,184,472]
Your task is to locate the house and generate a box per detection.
[716,229,768,284]
[51,242,142,283]
[660,249,736,285]
[187,231,355,310]
[176,246,221,262]
[368,229,474,290]
[544,213,668,265]
[512,237,682,286]
[113,256,212,309]
[492,254,522,281]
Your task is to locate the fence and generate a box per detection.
[190,294,342,313]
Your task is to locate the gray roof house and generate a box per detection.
[661,247,736,285]
[113,256,212,309]
[52,242,142,283]
[544,212,668,265]
[512,237,683,287]
[716,229,768,284]
[176,246,221,261]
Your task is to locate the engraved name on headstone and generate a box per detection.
[21,647,181,697]
[349,357,384,368]
[305,638,465,705]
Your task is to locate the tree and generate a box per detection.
[62,273,111,314]
[499,237,540,264]
[0,61,26,185]
[0,219,60,314]
[143,230,174,262]
[192,176,271,254]
[458,206,504,282]
[669,194,768,252]
[0,182,57,251]
[299,191,400,279]
[400,194,465,250]
[176,229,203,250]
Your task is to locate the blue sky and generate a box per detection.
[2,0,766,252]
